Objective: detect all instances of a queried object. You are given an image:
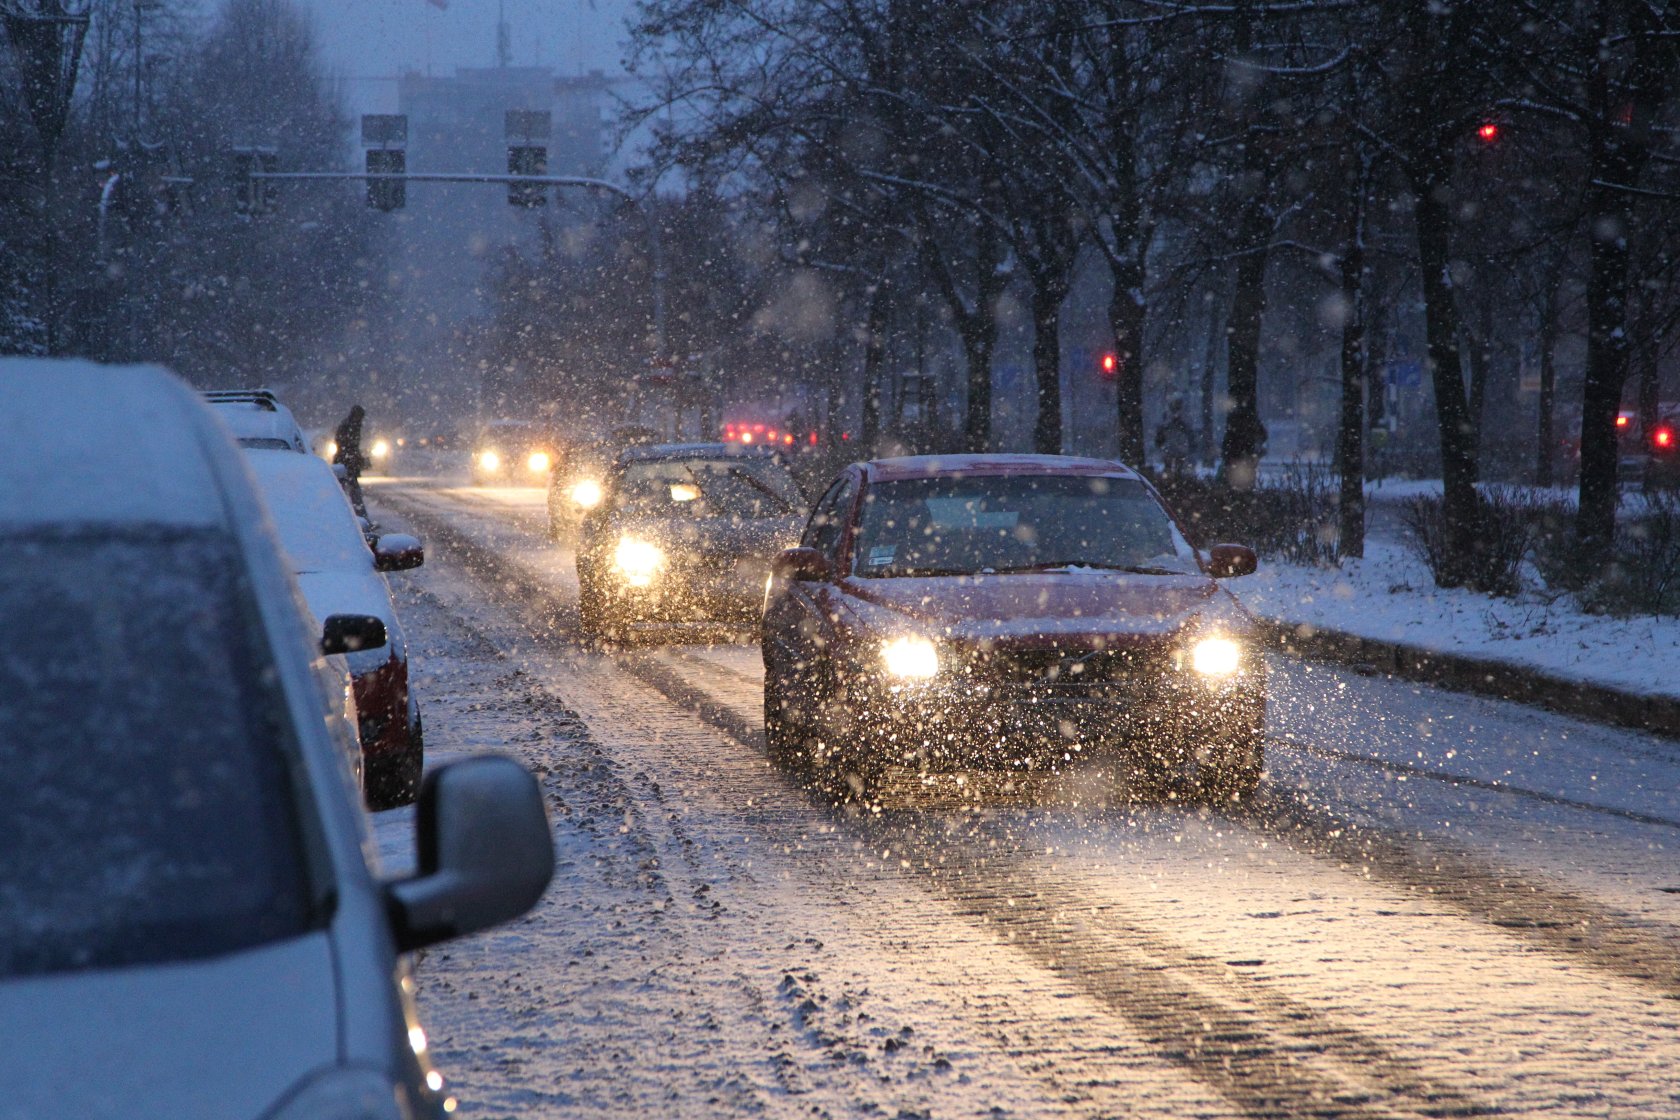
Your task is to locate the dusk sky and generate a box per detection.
[297,0,640,115]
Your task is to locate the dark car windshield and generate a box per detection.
[614,456,802,521]
[0,528,317,978]
[852,474,1197,577]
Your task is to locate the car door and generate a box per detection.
[764,471,856,716]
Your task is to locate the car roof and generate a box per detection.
[203,388,308,452]
[861,453,1144,484]
[0,359,237,529]
[621,441,780,462]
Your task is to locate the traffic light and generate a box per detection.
[231,147,277,216]
[1477,121,1500,144]
[362,114,407,211]
[366,148,406,211]
[506,110,550,208]
[1098,351,1119,379]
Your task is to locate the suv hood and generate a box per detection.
[0,933,338,1120]
[612,512,802,558]
[843,571,1238,645]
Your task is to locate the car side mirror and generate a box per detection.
[374,532,425,571]
[321,613,387,655]
[1206,543,1258,579]
[385,755,554,952]
[773,546,832,583]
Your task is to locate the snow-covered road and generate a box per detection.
[366,472,1680,1120]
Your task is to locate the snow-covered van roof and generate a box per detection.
[862,453,1143,484]
[0,360,236,529]
[203,388,309,452]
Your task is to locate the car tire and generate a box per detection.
[1199,727,1263,804]
[366,718,424,811]
[762,669,803,768]
[577,575,615,640]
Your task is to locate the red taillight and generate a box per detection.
[1616,414,1631,428]
[783,433,794,445]
[808,431,818,446]
[1654,426,1674,450]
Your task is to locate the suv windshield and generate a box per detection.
[0,529,317,978]
[852,475,1197,577]
[615,456,802,521]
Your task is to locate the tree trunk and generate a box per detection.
[1411,170,1481,587]
[1199,293,1222,466]
[1337,167,1369,560]
[1535,265,1561,488]
[1220,225,1269,490]
[1108,260,1146,465]
[859,278,890,454]
[1030,278,1067,454]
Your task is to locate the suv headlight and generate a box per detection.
[1189,636,1242,677]
[614,536,665,587]
[881,635,939,679]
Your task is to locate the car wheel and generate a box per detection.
[762,668,803,768]
[366,721,424,811]
[577,575,615,640]
[1195,727,1263,805]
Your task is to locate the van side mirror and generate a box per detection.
[385,755,554,952]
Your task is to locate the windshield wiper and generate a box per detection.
[723,466,793,512]
[985,560,1189,576]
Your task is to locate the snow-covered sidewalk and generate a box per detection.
[1236,538,1680,708]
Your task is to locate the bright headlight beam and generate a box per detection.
[1191,636,1242,676]
[478,450,500,473]
[881,635,939,679]
[370,439,391,459]
[614,536,665,587]
[570,479,604,508]
[527,451,551,474]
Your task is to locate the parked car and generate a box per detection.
[471,418,557,484]
[576,442,806,636]
[245,448,427,809]
[204,387,310,452]
[760,454,1267,803]
[0,358,553,1120]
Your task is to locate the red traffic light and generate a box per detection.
[1654,425,1674,450]
[1098,352,1118,379]
[1477,122,1500,144]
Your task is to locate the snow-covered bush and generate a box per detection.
[1402,486,1535,597]
[1151,461,1338,567]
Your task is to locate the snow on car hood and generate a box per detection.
[0,932,338,1120]
[841,570,1245,644]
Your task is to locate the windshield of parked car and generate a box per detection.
[851,474,1198,577]
[0,528,317,978]
[614,456,802,521]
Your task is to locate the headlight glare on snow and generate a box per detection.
[881,635,939,679]
[570,479,604,509]
[1190,636,1242,677]
[614,536,665,587]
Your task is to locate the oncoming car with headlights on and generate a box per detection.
[471,419,557,484]
[760,454,1266,803]
[575,442,806,637]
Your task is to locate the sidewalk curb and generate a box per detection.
[1257,619,1680,740]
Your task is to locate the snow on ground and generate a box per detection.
[1234,536,1680,701]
